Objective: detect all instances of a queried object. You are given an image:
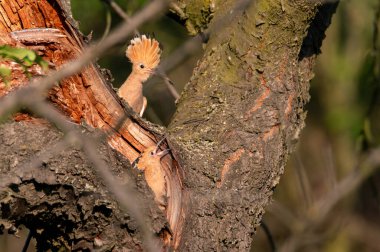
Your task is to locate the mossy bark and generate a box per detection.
[168,0,338,250]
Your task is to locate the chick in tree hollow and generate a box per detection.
[117,35,161,116]
[137,139,169,210]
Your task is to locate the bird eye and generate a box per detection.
[139,64,145,69]
[150,151,154,156]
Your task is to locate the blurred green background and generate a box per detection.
[253,0,380,251]
[2,0,380,251]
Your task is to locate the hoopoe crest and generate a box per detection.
[118,35,161,116]
[126,35,161,82]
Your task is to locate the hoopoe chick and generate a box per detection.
[136,142,169,210]
[118,35,161,116]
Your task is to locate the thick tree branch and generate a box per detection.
[0,121,166,251]
[167,0,339,250]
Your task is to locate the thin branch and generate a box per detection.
[155,69,180,100]
[168,2,188,21]
[101,0,140,36]
[21,230,33,252]
[100,6,112,42]
[310,148,380,222]
[294,151,313,208]
[260,221,277,252]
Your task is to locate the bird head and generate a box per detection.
[136,137,170,171]
[126,35,161,83]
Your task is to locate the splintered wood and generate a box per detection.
[0,0,185,249]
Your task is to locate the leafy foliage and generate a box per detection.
[0,65,11,84]
[0,45,48,84]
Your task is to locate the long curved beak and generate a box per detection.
[156,149,170,157]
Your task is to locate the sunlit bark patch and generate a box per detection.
[217,148,245,188]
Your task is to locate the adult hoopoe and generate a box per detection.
[117,35,161,116]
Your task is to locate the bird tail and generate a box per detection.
[126,35,161,70]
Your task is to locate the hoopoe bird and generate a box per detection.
[136,138,169,210]
[118,35,161,116]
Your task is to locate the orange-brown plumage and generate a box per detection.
[118,35,161,116]
[137,145,168,210]
[127,36,160,70]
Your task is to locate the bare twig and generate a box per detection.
[323,144,338,191]
[101,0,140,36]
[310,149,380,222]
[155,69,180,100]
[100,7,112,42]
[261,221,277,252]
[168,2,188,21]
[21,230,33,252]
[294,152,313,208]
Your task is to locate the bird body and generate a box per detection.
[118,35,161,116]
[137,145,169,210]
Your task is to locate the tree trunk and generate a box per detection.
[0,0,338,251]
[168,0,338,250]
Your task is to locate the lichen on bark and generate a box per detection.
[171,0,216,35]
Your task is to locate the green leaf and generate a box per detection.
[0,45,48,77]
[0,45,36,62]
[0,65,11,85]
[35,57,49,71]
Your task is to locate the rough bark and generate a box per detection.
[168,0,338,250]
[0,0,339,251]
[0,121,167,251]
[0,0,185,250]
